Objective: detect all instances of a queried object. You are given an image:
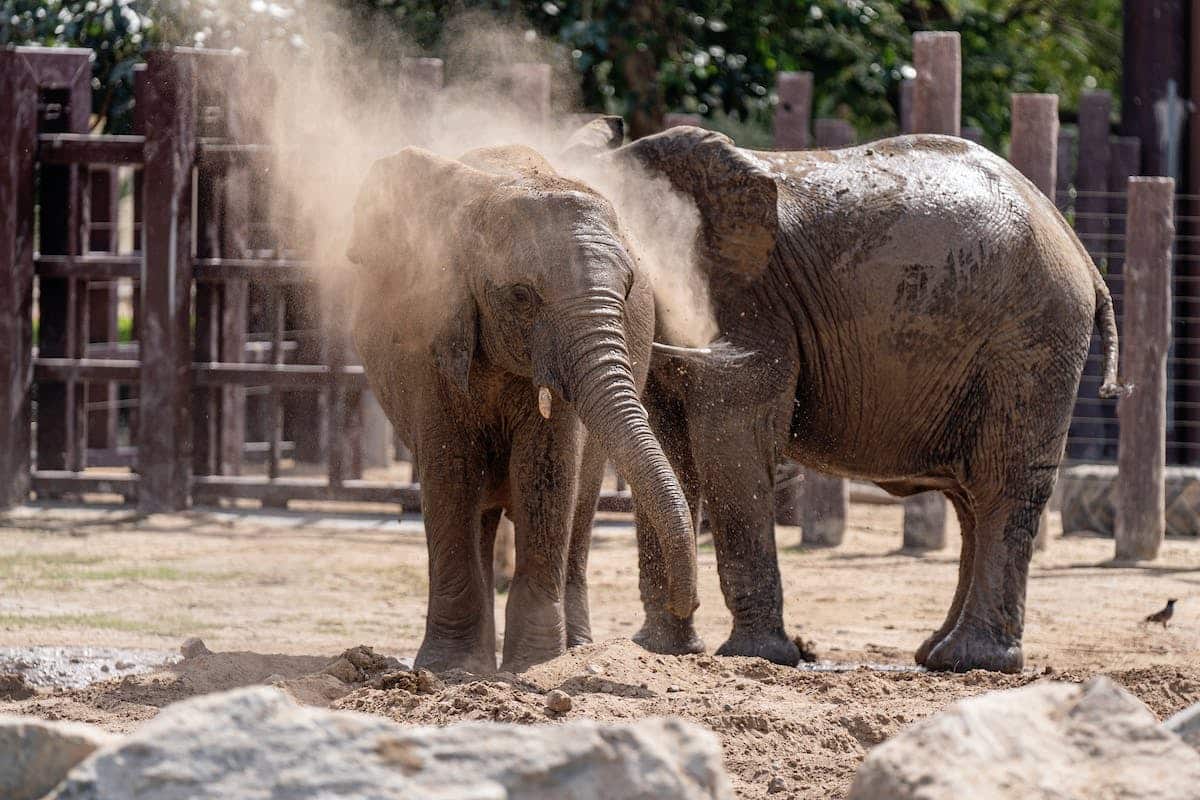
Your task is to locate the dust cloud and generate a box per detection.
[230,2,719,348]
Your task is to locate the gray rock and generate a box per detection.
[179,638,210,660]
[0,716,113,800]
[51,686,731,799]
[849,676,1200,800]
[544,689,572,713]
[1165,701,1200,753]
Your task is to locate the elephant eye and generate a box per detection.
[508,284,538,308]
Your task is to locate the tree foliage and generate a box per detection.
[1,0,1121,143]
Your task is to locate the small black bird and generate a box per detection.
[1144,599,1177,629]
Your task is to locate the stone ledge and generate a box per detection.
[1058,464,1200,537]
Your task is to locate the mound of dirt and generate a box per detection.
[4,638,1199,799]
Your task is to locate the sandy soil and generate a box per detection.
[1,503,1198,798]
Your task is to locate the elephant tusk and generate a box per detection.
[652,342,714,357]
[538,386,553,419]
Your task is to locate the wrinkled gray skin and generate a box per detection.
[617,127,1123,673]
[346,138,698,673]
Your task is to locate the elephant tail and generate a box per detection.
[1094,278,1132,399]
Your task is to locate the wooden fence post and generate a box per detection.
[813,119,855,148]
[912,31,961,137]
[1010,93,1059,198]
[1056,127,1077,208]
[903,31,961,549]
[139,49,197,512]
[1116,177,1174,562]
[800,472,848,547]
[0,50,38,509]
[899,78,916,134]
[774,71,812,149]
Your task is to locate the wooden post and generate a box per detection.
[1116,177,1174,561]
[1009,93,1059,198]
[507,63,551,124]
[800,471,848,547]
[27,49,92,476]
[903,31,961,550]
[813,119,855,148]
[220,55,251,475]
[0,50,38,509]
[86,166,121,452]
[774,71,812,149]
[1122,0,1186,178]
[912,32,961,137]
[138,50,197,512]
[1106,137,1141,458]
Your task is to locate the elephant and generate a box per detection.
[599,126,1124,673]
[345,132,698,673]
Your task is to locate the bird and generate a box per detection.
[1144,599,1177,629]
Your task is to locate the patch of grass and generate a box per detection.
[0,612,213,635]
[0,553,246,586]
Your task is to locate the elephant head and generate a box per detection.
[346,143,698,619]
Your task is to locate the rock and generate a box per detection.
[50,686,731,799]
[0,673,34,701]
[766,775,787,794]
[369,669,443,694]
[113,661,134,671]
[322,646,405,684]
[180,637,211,659]
[848,677,1200,800]
[1166,702,1200,753]
[666,684,683,693]
[545,689,572,713]
[0,716,112,800]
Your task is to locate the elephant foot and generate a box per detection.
[414,643,497,675]
[716,629,801,667]
[923,628,1023,674]
[632,615,706,656]
[567,629,593,649]
[499,648,565,674]
[913,629,952,667]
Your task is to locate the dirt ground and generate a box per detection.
[1,502,1198,798]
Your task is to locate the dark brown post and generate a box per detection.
[1122,0,1186,178]
[813,119,855,148]
[1105,136,1141,458]
[774,71,812,149]
[0,50,38,508]
[1116,177,1174,561]
[220,56,251,475]
[912,31,961,137]
[904,32,960,549]
[139,50,197,512]
[800,471,848,547]
[664,112,703,129]
[1009,94,1059,198]
[899,78,915,134]
[27,49,92,476]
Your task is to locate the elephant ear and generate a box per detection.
[560,115,625,158]
[611,127,778,281]
[347,147,500,396]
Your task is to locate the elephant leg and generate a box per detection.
[693,409,800,666]
[631,388,705,656]
[914,488,976,666]
[415,444,496,674]
[500,415,585,672]
[924,473,1053,674]
[565,436,606,648]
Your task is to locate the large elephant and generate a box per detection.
[345,137,698,673]
[606,126,1124,673]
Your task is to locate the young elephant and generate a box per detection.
[346,142,698,673]
[609,127,1123,673]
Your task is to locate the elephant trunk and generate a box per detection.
[548,290,698,619]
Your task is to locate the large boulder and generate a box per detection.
[1166,702,1200,754]
[848,677,1200,800]
[49,686,731,799]
[0,717,113,800]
